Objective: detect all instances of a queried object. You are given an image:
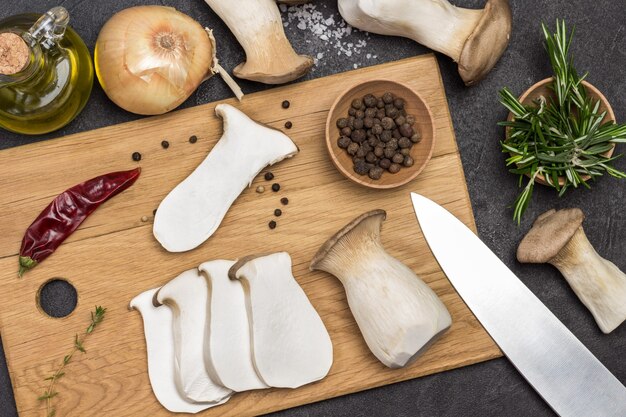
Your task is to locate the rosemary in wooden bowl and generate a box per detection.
[499,20,626,224]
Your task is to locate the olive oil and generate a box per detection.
[0,7,93,135]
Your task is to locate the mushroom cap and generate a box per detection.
[310,209,386,271]
[458,0,512,86]
[517,208,585,264]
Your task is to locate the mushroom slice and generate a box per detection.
[153,104,298,252]
[338,0,512,86]
[199,260,268,392]
[129,288,215,413]
[203,0,313,84]
[310,210,452,368]
[229,252,333,388]
[155,269,233,403]
[518,208,626,334]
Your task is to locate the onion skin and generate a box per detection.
[95,6,214,115]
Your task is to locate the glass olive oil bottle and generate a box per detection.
[0,7,93,135]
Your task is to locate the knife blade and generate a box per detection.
[410,192,626,417]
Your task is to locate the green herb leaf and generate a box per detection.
[499,19,626,222]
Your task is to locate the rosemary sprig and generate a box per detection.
[38,306,106,417]
[499,20,626,224]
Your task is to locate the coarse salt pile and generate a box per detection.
[280,3,377,69]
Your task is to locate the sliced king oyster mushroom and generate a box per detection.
[153,103,299,252]
[199,260,268,392]
[155,269,233,404]
[228,252,333,388]
[129,288,221,413]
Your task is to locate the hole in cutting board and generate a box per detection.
[37,279,78,318]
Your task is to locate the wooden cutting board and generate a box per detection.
[0,54,501,417]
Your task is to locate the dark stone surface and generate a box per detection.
[1,0,625,416]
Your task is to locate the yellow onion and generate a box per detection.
[95,6,231,115]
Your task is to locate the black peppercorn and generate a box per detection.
[395,115,406,126]
[398,137,412,149]
[269,220,277,229]
[351,98,364,109]
[353,118,364,129]
[374,146,384,158]
[376,109,386,119]
[387,138,399,150]
[132,151,142,161]
[348,108,357,117]
[399,123,414,138]
[363,117,374,129]
[282,100,290,109]
[405,115,416,125]
[355,109,365,119]
[281,197,289,205]
[271,183,280,192]
[284,121,293,129]
[274,208,282,217]
[367,136,380,147]
[400,148,411,156]
[365,151,378,163]
[392,128,402,139]
[411,132,422,143]
[341,126,353,137]
[161,140,170,149]
[382,92,394,104]
[365,108,377,118]
[403,156,415,167]
[379,158,392,169]
[376,99,385,109]
[337,118,349,129]
[351,129,367,143]
[381,117,395,130]
[368,166,383,180]
[393,98,405,109]
[363,94,377,108]
[388,163,401,173]
[265,172,274,181]
[380,130,392,142]
[337,136,351,149]
[392,153,405,164]
[354,160,370,175]
[371,124,383,135]
[384,148,396,159]
[347,142,359,155]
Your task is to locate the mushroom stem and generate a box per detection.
[310,210,451,368]
[338,0,512,85]
[517,208,626,334]
[204,0,313,84]
[550,227,626,334]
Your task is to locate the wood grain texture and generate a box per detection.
[0,55,501,417]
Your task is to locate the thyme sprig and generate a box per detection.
[499,20,626,224]
[38,306,106,417]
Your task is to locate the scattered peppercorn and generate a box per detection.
[272,183,280,192]
[274,209,282,217]
[189,135,198,144]
[284,121,293,129]
[269,220,277,229]
[141,215,148,222]
[264,172,274,181]
[132,152,142,161]
[280,197,289,205]
[161,140,170,149]
[256,186,265,193]
[282,100,290,109]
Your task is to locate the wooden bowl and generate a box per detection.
[506,78,615,186]
[325,80,435,189]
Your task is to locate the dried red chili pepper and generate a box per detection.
[18,168,141,277]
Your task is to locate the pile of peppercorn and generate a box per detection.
[336,92,421,180]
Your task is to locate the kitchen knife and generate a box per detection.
[410,192,626,417]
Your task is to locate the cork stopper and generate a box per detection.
[0,32,29,75]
